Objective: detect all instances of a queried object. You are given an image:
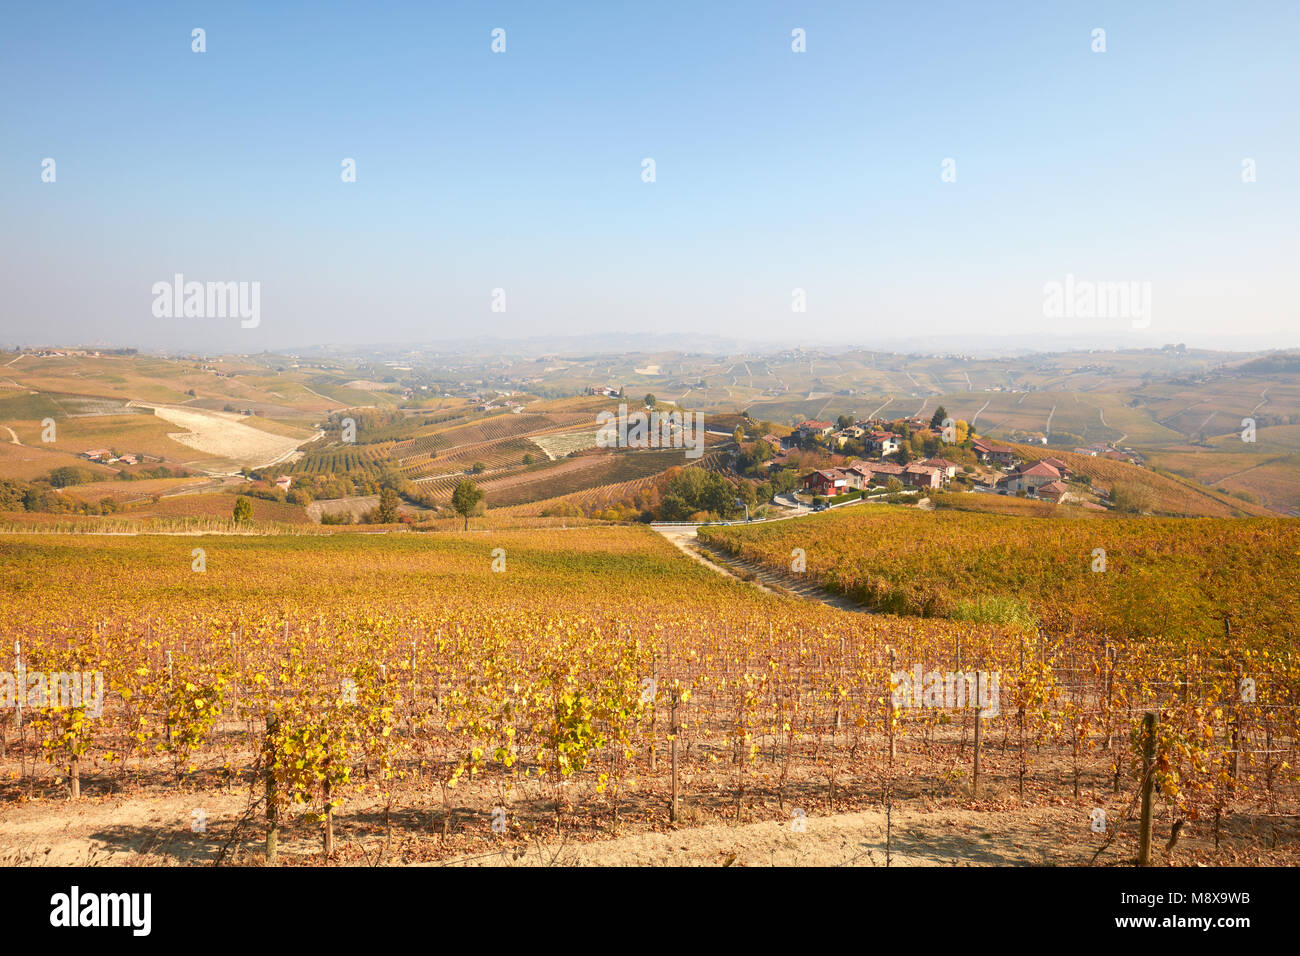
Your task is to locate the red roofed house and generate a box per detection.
[866,461,905,484]
[1037,480,1070,503]
[864,431,900,456]
[796,420,835,440]
[802,469,850,496]
[1003,460,1061,494]
[919,458,961,480]
[902,464,942,490]
[972,438,1017,466]
[1039,456,1073,479]
[844,463,874,487]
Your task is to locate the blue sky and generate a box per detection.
[2,1,1296,351]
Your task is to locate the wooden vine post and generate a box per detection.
[1018,637,1026,801]
[887,648,896,764]
[265,712,279,866]
[1137,711,1158,867]
[972,668,982,798]
[669,686,680,823]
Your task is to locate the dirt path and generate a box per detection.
[654,523,871,614]
[438,804,1094,867]
[1,425,19,445]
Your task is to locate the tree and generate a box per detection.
[886,477,903,494]
[470,461,486,474]
[732,425,745,445]
[376,486,400,523]
[233,496,254,523]
[451,479,484,530]
[930,406,948,430]
[522,453,534,465]
[644,394,656,409]
[1111,481,1157,514]
[837,414,854,429]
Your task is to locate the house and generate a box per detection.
[902,464,942,490]
[842,464,873,489]
[865,461,905,485]
[864,431,900,456]
[802,469,850,496]
[1102,450,1138,464]
[1037,480,1070,503]
[760,434,783,454]
[796,420,835,440]
[83,449,112,461]
[919,457,961,480]
[275,475,293,492]
[1002,461,1062,494]
[839,424,867,441]
[972,438,1017,466]
[117,454,138,466]
[1039,456,1073,479]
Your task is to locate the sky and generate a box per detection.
[2,0,1297,353]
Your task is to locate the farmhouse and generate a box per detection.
[972,438,1017,466]
[796,420,835,440]
[802,469,849,496]
[864,430,900,456]
[1037,480,1070,503]
[1002,460,1062,493]
[1039,456,1073,478]
[918,457,961,479]
[865,461,905,484]
[902,464,943,490]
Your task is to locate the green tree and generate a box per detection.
[233,496,254,523]
[451,479,484,530]
[930,406,948,430]
[376,486,400,523]
[644,393,656,409]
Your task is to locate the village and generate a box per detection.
[782,413,1136,511]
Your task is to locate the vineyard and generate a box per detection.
[288,444,394,480]
[698,507,1300,635]
[0,528,1295,866]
